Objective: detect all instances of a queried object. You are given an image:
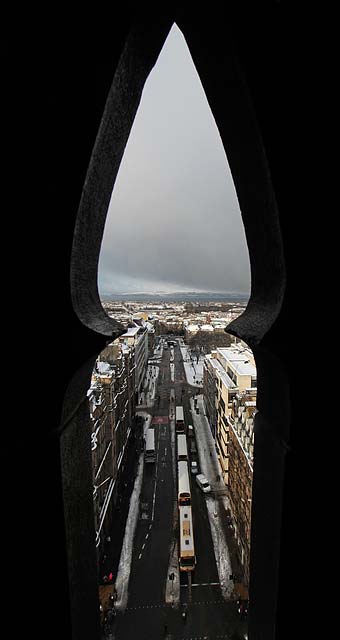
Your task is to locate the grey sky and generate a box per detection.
[98,24,250,295]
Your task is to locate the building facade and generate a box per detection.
[203,355,218,438]
[228,390,256,586]
[89,340,136,558]
[118,323,148,396]
[88,365,115,557]
[145,320,155,356]
[203,342,257,587]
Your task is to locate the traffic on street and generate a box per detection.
[100,336,248,640]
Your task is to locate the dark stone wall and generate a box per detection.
[5,6,321,640]
[61,401,101,640]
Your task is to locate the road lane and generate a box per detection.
[173,344,222,608]
[113,337,247,639]
[124,348,175,607]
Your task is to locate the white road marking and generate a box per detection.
[125,600,226,611]
[180,582,220,587]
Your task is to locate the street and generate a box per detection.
[103,337,248,639]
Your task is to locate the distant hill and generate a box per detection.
[100,291,249,303]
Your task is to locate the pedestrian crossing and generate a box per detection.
[125,600,227,611]
[180,582,220,588]
[172,636,236,640]
[173,636,235,640]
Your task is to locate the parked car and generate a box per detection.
[196,474,211,493]
[191,460,198,475]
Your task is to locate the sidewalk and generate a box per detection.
[180,344,204,387]
[114,449,145,611]
[189,394,236,599]
[192,397,247,596]
[189,395,227,494]
[137,363,160,409]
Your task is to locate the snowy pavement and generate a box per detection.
[180,345,204,387]
[114,414,152,610]
[189,396,224,492]
[138,364,159,408]
[190,394,234,599]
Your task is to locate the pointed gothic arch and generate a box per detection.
[64,10,289,640]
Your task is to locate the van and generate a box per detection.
[196,474,211,493]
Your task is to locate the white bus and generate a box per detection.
[175,406,185,433]
[179,505,196,572]
[177,434,188,462]
[177,460,191,506]
[144,428,156,463]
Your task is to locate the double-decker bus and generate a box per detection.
[178,505,196,572]
[177,434,188,462]
[175,406,185,433]
[177,460,191,506]
[144,428,156,463]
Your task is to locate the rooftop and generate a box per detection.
[217,346,256,377]
[200,324,214,331]
[120,326,140,337]
[205,353,236,389]
[97,361,112,375]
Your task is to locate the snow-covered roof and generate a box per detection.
[218,369,236,389]
[186,324,200,332]
[120,326,140,337]
[217,347,256,377]
[97,361,111,374]
[200,324,214,331]
[205,354,236,389]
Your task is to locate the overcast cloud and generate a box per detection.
[98,24,251,296]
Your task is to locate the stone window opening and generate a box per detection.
[62,11,289,640]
